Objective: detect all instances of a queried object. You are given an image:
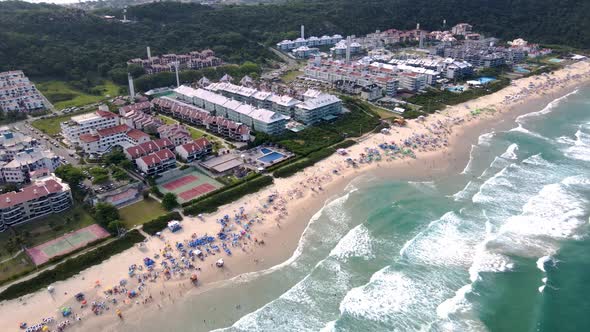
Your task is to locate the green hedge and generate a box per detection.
[0,230,145,301]
[141,211,183,235]
[183,176,273,215]
[273,140,356,178]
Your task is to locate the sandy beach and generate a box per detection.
[2,59,590,332]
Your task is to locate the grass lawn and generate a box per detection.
[158,114,178,125]
[35,80,121,110]
[0,252,35,284]
[280,70,303,83]
[119,198,167,228]
[13,205,96,248]
[32,108,96,135]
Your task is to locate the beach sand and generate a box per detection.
[2,60,590,332]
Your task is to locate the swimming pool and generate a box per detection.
[260,148,273,154]
[478,77,496,84]
[258,152,285,163]
[549,58,564,63]
[514,66,530,73]
[447,86,465,92]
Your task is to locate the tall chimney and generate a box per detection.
[419,31,424,48]
[128,73,135,99]
[416,23,420,30]
[345,36,351,64]
[301,25,305,39]
[147,46,151,60]
[174,62,180,87]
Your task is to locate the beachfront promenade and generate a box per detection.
[2,60,590,332]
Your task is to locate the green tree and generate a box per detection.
[161,193,178,211]
[93,202,120,226]
[1,183,18,193]
[55,164,85,186]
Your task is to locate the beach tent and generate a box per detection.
[61,307,72,317]
[216,259,224,267]
[47,286,54,293]
[167,221,181,232]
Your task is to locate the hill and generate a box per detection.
[0,0,588,87]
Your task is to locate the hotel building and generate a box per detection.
[61,110,120,145]
[0,174,73,231]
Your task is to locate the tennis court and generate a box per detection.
[26,224,110,266]
[156,167,223,203]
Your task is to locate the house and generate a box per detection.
[157,124,192,146]
[135,149,176,176]
[175,138,212,162]
[0,174,72,231]
[121,110,163,133]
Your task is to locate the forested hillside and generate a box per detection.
[1,0,588,85]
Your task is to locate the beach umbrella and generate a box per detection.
[47,286,54,293]
[42,326,49,332]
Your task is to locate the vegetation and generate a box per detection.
[183,176,273,215]
[406,78,511,113]
[88,166,109,184]
[92,202,122,234]
[35,80,120,110]
[161,193,179,211]
[141,211,183,235]
[32,108,95,135]
[1,0,587,90]
[0,230,145,301]
[118,198,167,228]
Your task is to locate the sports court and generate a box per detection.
[156,167,223,203]
[26,224,110,266]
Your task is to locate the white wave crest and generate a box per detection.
[329,224,374,260]
[461,145,477,174]
[516,88,579,123]
[478,131,495,146]
[500,143,519,160]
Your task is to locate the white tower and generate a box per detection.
[147,46,151,60]
[301,25,305,39]
[174,62,180,87]
[416,23,420,30]
[127,73,135,99]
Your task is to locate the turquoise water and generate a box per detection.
[478,77,496,84]
[131,85,590,332]
[259,152,285,163]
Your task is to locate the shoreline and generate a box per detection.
[2,60,590,332]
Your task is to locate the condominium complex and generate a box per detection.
[0,70,48,112]
[79,124,150,155]
[276,34,343,51]
[157,124,192,146]
[174,86,290,134]
[121,109,163,133]
[0,127,38,162]
[127,49,222,75]
[61,110,120,144]
[152,97,251,142]
[204,82,342,125]
[135,149,176,176]
[0,149,61,184]
[0,174,73,231]
[175,138,212,162]
[124,138,175,160]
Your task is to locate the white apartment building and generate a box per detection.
[0,71,48,112]
[61,110,120,145]
[79,124,150,155]
[0,128,38,161]
[1,149,61,184]
[157,124,192,146]
[0,174,72,231]
[174,86,289,135]
[295,90,342,125]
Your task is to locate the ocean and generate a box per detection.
[128,85,590,332]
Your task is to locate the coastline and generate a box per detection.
[2,60,590,332]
